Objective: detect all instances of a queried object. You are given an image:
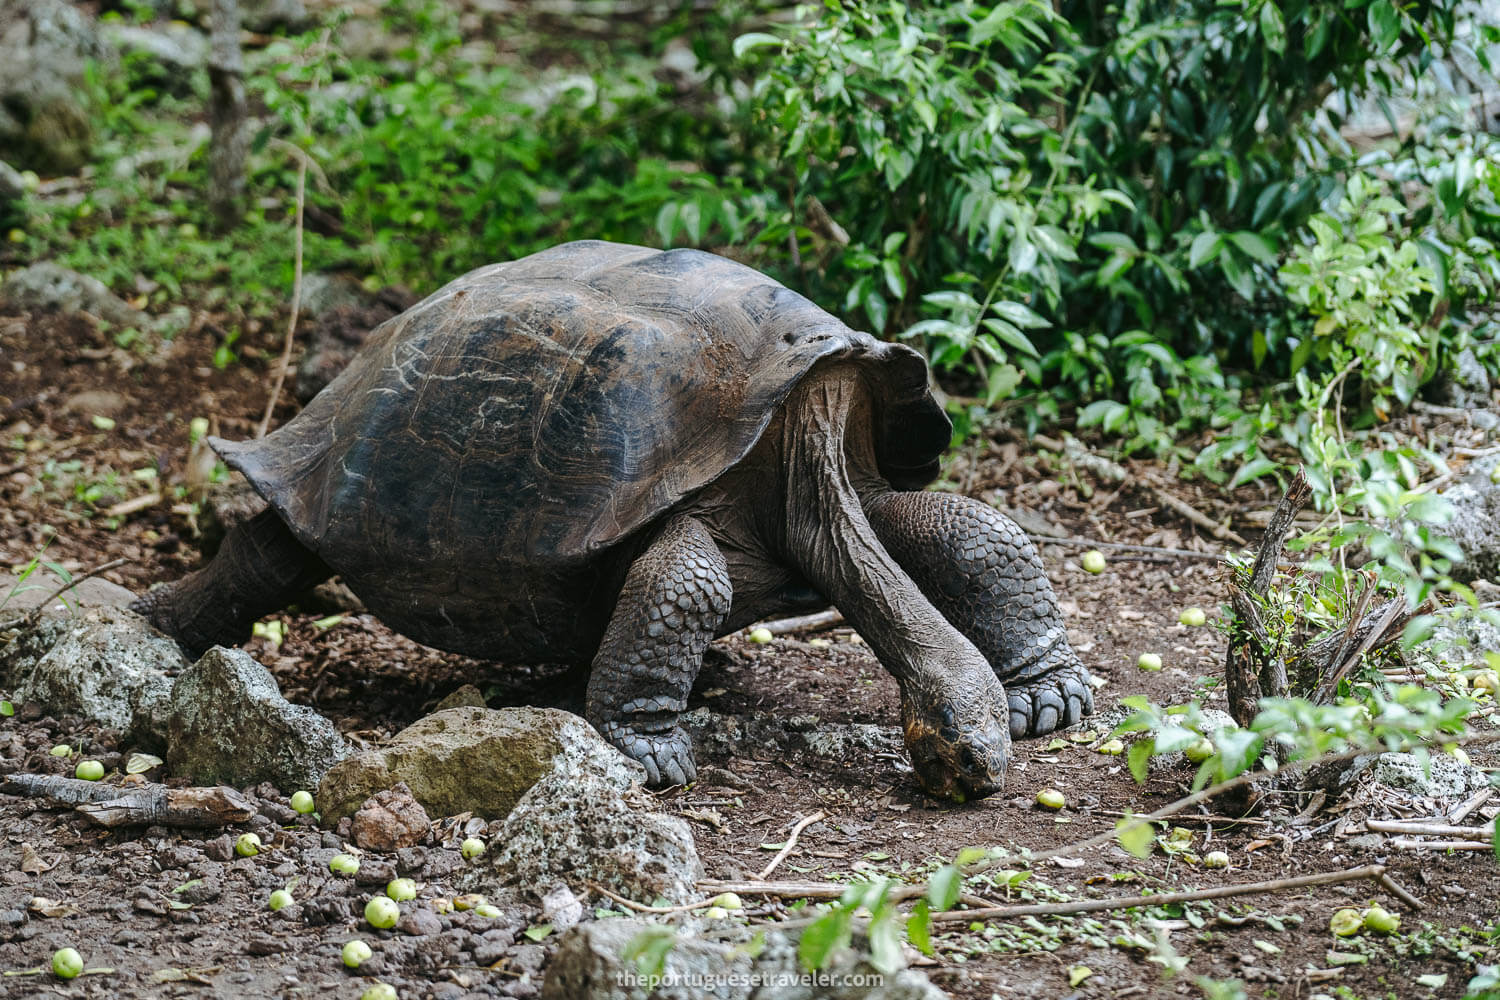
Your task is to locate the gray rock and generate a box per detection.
[167,646,348,790]
[1438,453,1500,584]
[241,0,310,32]
[542,919,946,1000]
[479,754,703,905]
[0,0,108,171]
[1407,608,1500,673]
[101,23,208,89]
[1325,751,1494,799]
[1428,345,1493,410]
[0,159,24,203]
[316,706,641,824]
[0,606,182,749]
[0,570,137,613]
[0,263,147,329]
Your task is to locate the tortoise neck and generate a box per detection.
[777,366,979,688]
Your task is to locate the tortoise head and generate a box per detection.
[899,671,1011,802]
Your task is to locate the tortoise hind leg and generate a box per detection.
[130,508,331,658]
[866,492,1093,739]
[585,514,731,787]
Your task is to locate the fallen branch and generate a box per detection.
[1389,838,1494,851]
[1364,819,1494,839]
[755,610,845,636]
[929,864,1404,923]
[3,774,256,828]
[759,810,827,879]
[1450,788,1493,825]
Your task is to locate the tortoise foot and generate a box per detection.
[1005,660,1093,739]
[599,720,697,787]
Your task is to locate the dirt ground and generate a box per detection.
[1,307,1497,1000]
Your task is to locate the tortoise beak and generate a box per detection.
[902,699,1009,802]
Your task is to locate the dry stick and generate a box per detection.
[1364,819,1495,839]
[1311,598,1413,705]
[929,864,1393,923]
[14,557,132,631]
[1030,535,1223,562]
[1389,838,1495,851]
[254,152,307,440]
[757,609,845,636]
[1450,787,1493,825]
[588,882,716,914]
[102,491,163,520]
[758,810,827,879]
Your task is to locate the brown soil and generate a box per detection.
[1,308,1496,999]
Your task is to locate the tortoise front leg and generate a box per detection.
[866,492,1093,739]
[585,514,731,787]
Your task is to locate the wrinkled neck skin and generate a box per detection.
[773,364,1011,800]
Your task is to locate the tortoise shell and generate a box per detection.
[212,241,950,646]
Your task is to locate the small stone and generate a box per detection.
[353,782,431,852]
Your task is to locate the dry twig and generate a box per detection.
[755,610,845,636]
[13,557,132,631]
[255,151,308,439]
[759,810,827,879]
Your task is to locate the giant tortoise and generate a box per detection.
[133,241,1093,801]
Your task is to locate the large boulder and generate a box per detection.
[0,606,182,750]
[167,646,348,790]
[0,0,107,172]
[543,918,947,1000]
[315,706,640,824]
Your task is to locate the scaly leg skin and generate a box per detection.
[585,514,731,787]
[866,492,1093,739]
[129,508,331,659]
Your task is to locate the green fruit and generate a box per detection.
[386,878,417,902]
[460,837,486,860]
[473,903,502,918]
[1081,550,1107,574]
[1137,652,1163,671]
[453,893,486,911]
[269,889,294,911]
[1096,738,1126,755]
[342,939,373,968]
[49,744,72,757]
[1184,738,1215,763]
[235,832,262,857]
[712,892,743,910]
[75,759,105,781]
[1330,908,1363,937]
[1203,851,1230,869]
[1473,670,1500,696]
[330,853,360,875]
[1179,607,1207,626]
[51,947,83,979]
[365,896,400,929]
[1362,905,1400,934]
[1035,788,1066,810]
[290,790,316,814]
[362,984,398,1000]
[748,627,773,644]
[704,905,729,919]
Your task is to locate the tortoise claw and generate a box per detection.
[600,721,697,788]
[1006,661,1094,739]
